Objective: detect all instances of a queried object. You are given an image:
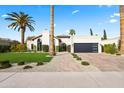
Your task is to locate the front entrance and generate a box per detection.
[60,43,67,52]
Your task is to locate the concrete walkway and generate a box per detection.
[0,72,124,88]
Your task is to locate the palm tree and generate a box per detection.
[5,12,35,45]
[120,5,124,53]
[69,29,76,53]
[69,29,76,36]
[49,5,55,56]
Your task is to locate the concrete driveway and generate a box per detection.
[77,53,124,71]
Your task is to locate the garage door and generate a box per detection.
[74,43,98,53]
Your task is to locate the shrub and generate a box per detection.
[72,54,78,58]
[23,65,33,69]
[36,62,44,66]
[76,57,82,60]
[81,61,90,66]
[10,44,27,52]
[42,45,49,52]
[103,43,117,54]
[0,45,10,53]
[17,61,25,65]
[0,60,11,69]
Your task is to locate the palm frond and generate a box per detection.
[5,11,35,32]
[27,24,35,31]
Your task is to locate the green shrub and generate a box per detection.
[36,62,44,66]
[23,65,33,69]
[81,61,90,66]
[72,53,78,58]
[103,43,117,54]
[76,57,82,60]
[71,53,75,56]
[0,60,11,69]
[42,45,49,52]
[17,61,25,65]
[0,45,10,53]
[10,44,27,52]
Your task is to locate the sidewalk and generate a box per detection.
[0,72,124,88]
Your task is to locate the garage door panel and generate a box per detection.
[74,43,98,53]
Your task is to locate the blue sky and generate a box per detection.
[0,5,120,42]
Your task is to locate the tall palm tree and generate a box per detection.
[5,12,35,45]
[69,29,76,53]
[120,5,124,53]
[49,5,55,56]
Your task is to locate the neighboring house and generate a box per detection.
[101,37,119,46]
[0,38,12,46]
[26,29,120,53]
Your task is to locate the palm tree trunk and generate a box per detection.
[20,27,25,45]
[49,5,55,56]
[120,5,124,53]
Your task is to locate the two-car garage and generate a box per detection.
[72,36,101,53]
[74,43,98,53]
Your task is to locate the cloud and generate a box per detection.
[109,19,118,23]
[98,5,112,8]
[110,13,120,18]
[113,13,120,17]
[72,10,79,14]
[1,14,8,18]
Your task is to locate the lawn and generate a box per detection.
[0,52,52,63]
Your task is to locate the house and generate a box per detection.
[0,38,12,46]
[101,37,119,46]
[27,29,119,53]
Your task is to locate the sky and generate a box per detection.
[0,5,120,42]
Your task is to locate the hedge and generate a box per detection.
[0,45,10,53]
[42,45,49,52]
[103,43,117,54]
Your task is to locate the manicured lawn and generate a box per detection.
[0,52,52,63]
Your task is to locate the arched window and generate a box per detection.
[37,39,42,51]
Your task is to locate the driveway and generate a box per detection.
[0,52,99,72]
[77,53,124,71]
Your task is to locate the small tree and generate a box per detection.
[103,29,107,40]
[90,28,93,36]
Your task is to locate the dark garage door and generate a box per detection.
[74,43,98,53]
